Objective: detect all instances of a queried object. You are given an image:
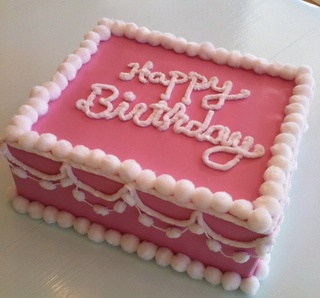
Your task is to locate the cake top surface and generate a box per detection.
[1,18,314,234]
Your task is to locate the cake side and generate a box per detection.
[0,18,314,295]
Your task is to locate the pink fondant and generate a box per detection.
[32,35,294,202]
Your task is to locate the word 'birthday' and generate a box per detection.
[76,61,265,171]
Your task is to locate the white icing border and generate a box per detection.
[0,17,315,248]
[7,187,270,296]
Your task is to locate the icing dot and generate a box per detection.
[188,223,204,235]
[12,167,28,179]
[124,23,138,39]
[17,105,38,124]
[253,59,269,75]
[204,266,222,285]
[35,133,57,152]
[87,223,105,243]
[64,53,83,70]
[154,174,176,196]
[51,72,68,90]
[263,166,286,184]
[73,47,91,64]
[138,213,154,227]
[93,24,111,40]
[285,102,306,117]
[293,84,313,98]
[229,199,253,220]
[136,169,156,191]
[111,20,126,36]
[99,154,120,175]
[52,139,73,158]
[72,189,86,202]
[26,97,49,116]
[240,53,256,70]
[29,85,50,102]
[42,81,61,100]
[93,204,109,216]
[80,40,98,54]
[137,241,157,260]
[210,191,233,213]
[27,201,45,219]
[148,30,163,46]
[113,200,126,213]
[206,239,222,252]
[73,217,91,235]
[69,145,90,164]
[97,18,113,28]
[58,62,77,81]
[259,181,285,201]
[173,179,195,203]
[254,258,270,280]
[274,133,296,149]
[198,42,215,61]
[186,42,199,57]
[240,276,260,296]
[121,234,140,253]
[84,31,101,45]
[221,272,241,291]
[155,247,174,267]
[18,131,39,150]
[10,115,32,132]
[284,113,305,129]
[39,180,57,190]
[280,122,301,138]
[171,253,191,272]
[191,187,212,209]
[42,206,59,224]
[227,50,242,68]
[161,32,176,50]
[186,261,205,280]
[212,47,229,65]
[172,36,187,54]
[57,211,75,228]
[270,142,293,160]
[165,227,183,239]
[123,91,136,102]
[118,159,142,183]
[4,125,25,143]
[266,62,283,77]
[247,207,273,233]
[135,26,150,43]
[12,196,30,213]
[253,196,282,217]
[85,149,105,169]
[233,251,250,263]
[105,229,122,246]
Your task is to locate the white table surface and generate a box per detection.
[1,1,320,297]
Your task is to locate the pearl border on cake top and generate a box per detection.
[6,185,270,296]
[1,19,314,237]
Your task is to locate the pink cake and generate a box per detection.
[0,18,314,295]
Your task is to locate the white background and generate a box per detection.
[0,1,319,297]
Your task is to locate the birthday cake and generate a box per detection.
[0,18,314,295]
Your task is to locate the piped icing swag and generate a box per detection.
[76,61,265,171]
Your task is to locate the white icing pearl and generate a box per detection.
[138,213,154,227]
[232,251,250,263]
[171,253,191,272]
[188,223,204,235]
[100,154,121,175]
[57,211,75,228]
[113,200,126,213]
[73,47,91,64]
[263,166,286,184]
[186,260,205,280]
[274,133,296,149]
[12,167,28,179]
[124,23,138,39]
[4,125,25,143]
[270,142,293,160]
[210,191,233,213]
[69,145,90,164]
[136,169,156,191]
[247,207,273,234]
[165,227,183,238]
[58,62,77,81]
[73,217,91,234]
[268,155,291,174]
[284,113,305,129]
[191,186,212,209]
[280,122,301,139]
[12,196,29,213]
[64,53,83,70]
[105,229,122,246]
[80,40,98,54]
[17,104,38,124]
[39,180,57,190]
[42,81,61,100]
[221,271,241,291]
[212,47,229,65]
[52,139,73,158]
[172,36,187,54]
[120,233,140,253]
[72,189,86,202]
[51,71,68,90]
[198,42,215,61]
[254,258,270,280]
[148,30,163,46]
[173,179,195,203]
[240,276,260,296]
[42,206,59,224]
[135,26,150,43]
[204,266,222,286]
[266,62,283,77]
[137,241,157,260]
[87,223,105,243]
[84,31,101,45]
[154,174,176,196]
[293,84,313,98]
[240,54,256,70]
[206,239,222,252]
[185,42,199,57]
[93,24,111,40]
[161,32,176,50]
[18,131,39,150]
[84,148,105,169]
[253,58,269,75]
[229,199,253,220]
[118,159,142,183]
[295,73,314,86]
[285,102,306,117]
[93,204,109,216]
[27,201,45,219]
[253,196,282,217]
[29,85,50,102]
[279,64,297,80]
[111,20,126,36]
[227,50,242,68]
[97,18,113,29]
[11,115,32,132]
[26,97,49,116]
[259,181,285,201]
[155,247,174,267]
[35,133,57,152]
[289,94,309,107]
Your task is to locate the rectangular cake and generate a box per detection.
[0,18,314,295]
